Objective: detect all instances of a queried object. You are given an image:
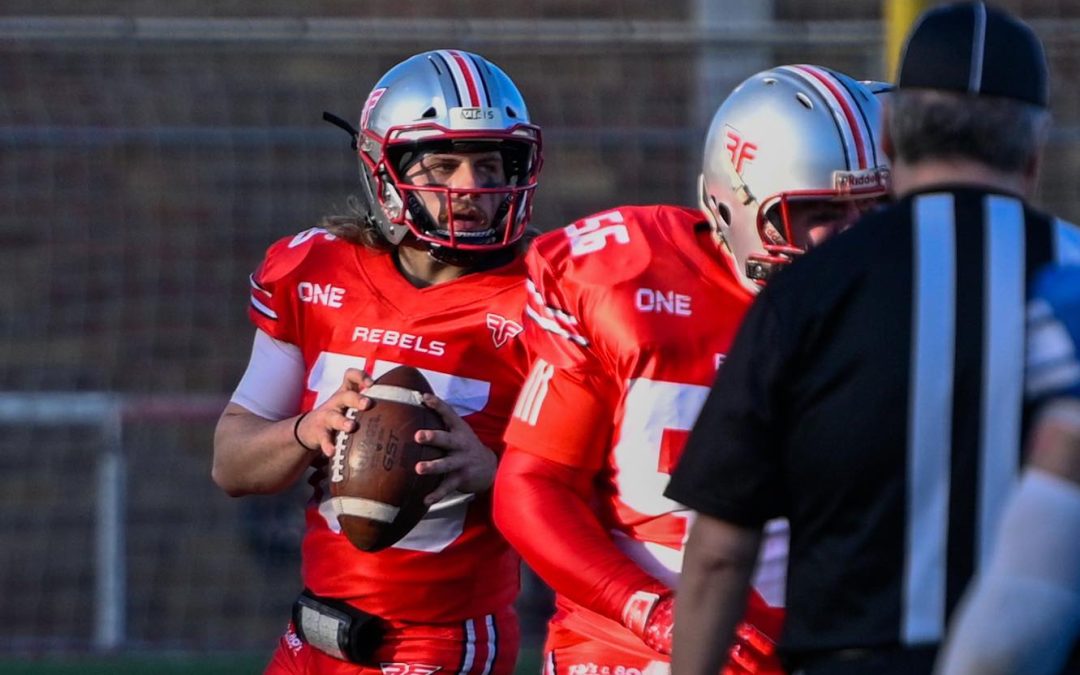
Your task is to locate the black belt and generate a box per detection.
[291,588,386,665]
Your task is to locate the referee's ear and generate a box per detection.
[1023,146,1044,200]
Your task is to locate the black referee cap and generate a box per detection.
[897,1,1048,107]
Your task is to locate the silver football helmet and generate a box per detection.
[700,65,890,290]
[356,50,542,251]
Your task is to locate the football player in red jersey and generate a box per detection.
[493,66,891,675]
[212,50,542,675]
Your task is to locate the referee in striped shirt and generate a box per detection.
[665,3,1080,674]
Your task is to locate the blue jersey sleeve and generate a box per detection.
[1026,265,1080,401]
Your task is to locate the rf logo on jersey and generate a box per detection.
[486,313,523,348]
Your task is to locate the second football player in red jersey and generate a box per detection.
[494,66,890,675]
[212,50,542,675]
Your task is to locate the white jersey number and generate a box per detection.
[567,210,631,256]
[614,378,710,516]
[613,377,788,603]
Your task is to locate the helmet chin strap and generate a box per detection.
[400,234,514,269]
[426,244,483,267]
[403,192,441,240]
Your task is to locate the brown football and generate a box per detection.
[328,365,446,552]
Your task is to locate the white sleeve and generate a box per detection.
[935,468,1080,675]
[229,329,306,421]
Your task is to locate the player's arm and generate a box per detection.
[494,445,675,652]
[213,403,321,497]
[936,269,1080,675]
[212,329,370,496]
[494,357,675,654]
[934,400,1080,675]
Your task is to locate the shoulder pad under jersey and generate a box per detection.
[531,206,694,287]
[522,205,704,368]
[252,227,339,288]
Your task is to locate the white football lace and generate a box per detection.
[364,384,425,407]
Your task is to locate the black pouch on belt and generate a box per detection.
[291,588,386,664]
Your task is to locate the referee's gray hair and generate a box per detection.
[888,89,1049,173]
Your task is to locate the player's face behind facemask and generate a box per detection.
[762,192,891,254]
[391,138,534,251]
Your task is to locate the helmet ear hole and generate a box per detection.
[699,174,731,226]
[714,201,732,226]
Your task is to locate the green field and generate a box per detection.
[0,647,543,674]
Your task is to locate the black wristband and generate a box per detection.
[293,412,319,452]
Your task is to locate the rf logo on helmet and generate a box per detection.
[724,128,758,174]
[360,87,387,131]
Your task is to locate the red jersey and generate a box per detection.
[504,205,780,651]
[248,227,528,623]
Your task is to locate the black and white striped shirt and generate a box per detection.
[667,186,1080,656]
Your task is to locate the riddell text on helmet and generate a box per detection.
[351,325,447,356]
[832,168,889,193]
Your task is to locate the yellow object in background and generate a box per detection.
[884,0,933,81]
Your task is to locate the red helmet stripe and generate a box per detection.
[442,49,483,107]
[790,64,869,169]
